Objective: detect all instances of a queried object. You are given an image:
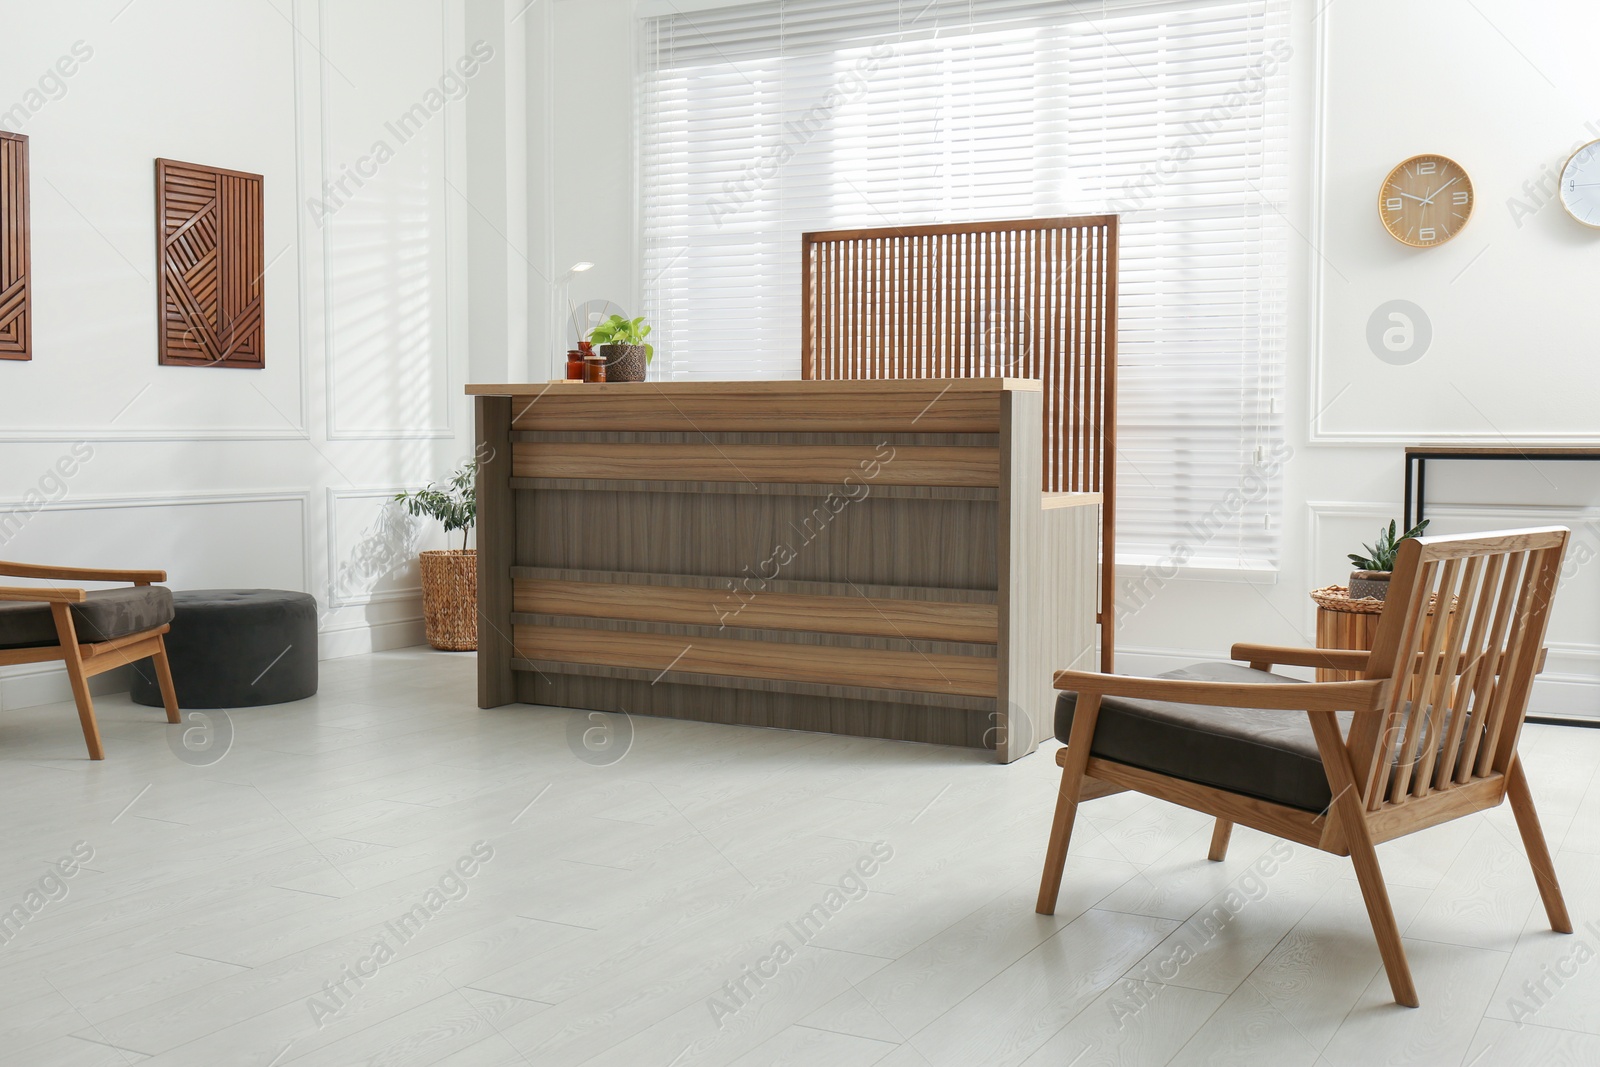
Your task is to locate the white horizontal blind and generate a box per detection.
[640,0,1290,569]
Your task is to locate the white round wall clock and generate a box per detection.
[1559,138,1600,228]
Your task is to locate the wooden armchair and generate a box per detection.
[1036,527,1571,1007]
[0,560,182,759]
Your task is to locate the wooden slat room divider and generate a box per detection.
[801,216,1118,669]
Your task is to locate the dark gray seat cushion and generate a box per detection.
[0,586,175,650]
[131,589,318,709]
[1056,661,1349,813]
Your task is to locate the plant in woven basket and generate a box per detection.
[1346,519,1429,601]
[395,461,476,550]
[395,461,478,651]
[587,314,653,382]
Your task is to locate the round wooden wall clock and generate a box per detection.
[1377,154,1474,247]
[1559,139,1600,228]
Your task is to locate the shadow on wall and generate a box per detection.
[331,503,422,623]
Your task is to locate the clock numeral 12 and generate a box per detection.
[1417,161,1437,174]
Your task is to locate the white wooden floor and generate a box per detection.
[2,649,1599,1066]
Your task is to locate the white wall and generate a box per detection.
[527,0,640,379]
[0,0,527,710]
[525,0,1600,716]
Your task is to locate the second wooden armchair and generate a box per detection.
[0,560,182,759]
[1037,527,1572,1007]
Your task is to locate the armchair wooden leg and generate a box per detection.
[1308,711,1417,1007]
[50,604,104,761]
[1506,756,1572,934]
[152,635,182,725]
[1037,765,1085,915]
[1207,819,1233,862]
[1037,694,1101,915]
[1340,799,1418,1007]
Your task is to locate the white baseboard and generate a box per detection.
[0,663,137,714]
[0,618,427,713]
[1527,675,1600,720]
[318,616,428,660]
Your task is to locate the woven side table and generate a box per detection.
[1310,585,1454,681]
[1311,586,1384,681]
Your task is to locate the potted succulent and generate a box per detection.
[395,460,478,651]
[587,314,654,383]
[1347,519,1429,601]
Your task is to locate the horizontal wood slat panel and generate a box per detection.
[515,660,996,714]
[512,443,999,487]
[517,669,996,735]
[513,624,997,698]
[510,566,998,604]
[513,430,999,446]
[485,379,1020,433]
[513,614,992,657]
[510,477,997,502]
[515,578,998,644]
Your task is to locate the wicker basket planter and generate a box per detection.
[419,549,477,651]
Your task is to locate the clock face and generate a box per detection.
[1559,139,1600,228]
[1378,154,1474,247]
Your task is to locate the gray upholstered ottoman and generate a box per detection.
[132,589,318,709]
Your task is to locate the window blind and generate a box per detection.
[640,0,1290,569]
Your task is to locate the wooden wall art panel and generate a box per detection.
[801,216,1118,669]
[0,131,30,362]
[155,158,264,368]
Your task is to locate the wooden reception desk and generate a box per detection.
[467,379,1099,763]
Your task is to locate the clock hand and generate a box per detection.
[1397,192,1428,203]
[1421,177,1460,205]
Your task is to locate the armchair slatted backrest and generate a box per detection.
[1351,528,1568,815]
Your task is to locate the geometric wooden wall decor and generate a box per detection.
[155,157,264,368]
[0,131,30,362]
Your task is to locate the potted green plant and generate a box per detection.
[1347,519,1429,601]
[587,314,654,383]
[395,460,478,651]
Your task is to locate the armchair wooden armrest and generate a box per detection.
[0,584,88,604]
[1225,642,1549,676]
[0,560,167,585]
[1230,643,1372,673]
[1052,669,1386,714]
